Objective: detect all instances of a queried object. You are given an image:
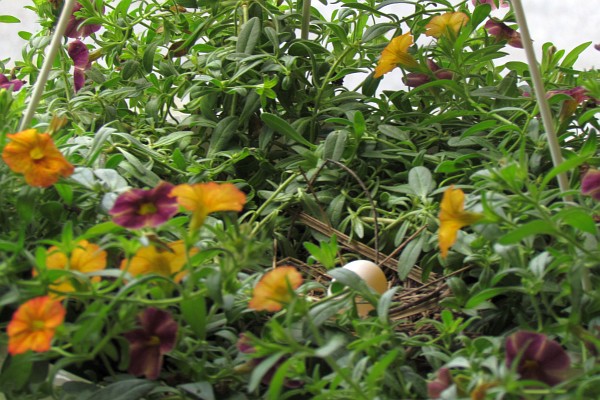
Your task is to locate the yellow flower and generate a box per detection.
[7,296,66,355]
[425,12,469,39]
[373,32,419,78]
[170,182,247,230]
[248,266,303,312]
[35,240,107,296]
[120,240,198,283]
[438,186,483,258]
[2,129,74,187]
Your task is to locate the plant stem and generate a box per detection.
[301,0,311,40]
[20,0,76,131]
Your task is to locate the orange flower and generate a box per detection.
[120,240,198,283]
[438,186,483,258]
[7,296,66,355]
[425,12,469,39]
[35,240,107,296]
[170,182,246,230]
[2,129,74,187]
[248,266,303,312]
[374,32,419,78]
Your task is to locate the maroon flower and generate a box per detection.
[581,169,600,201]
[123,308,178,380]
[595,43,600,52]
[0,74,25,91]
[67,39,91,92]
[505,331,570,386]
[427,367,452,399]
[109,181,178,229]
[64,1,104,39]
[485,19,523,48]
[547,86,591,119]
[403,60,453,88]
[472,0,508,10]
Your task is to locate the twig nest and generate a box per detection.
[329,260,388,317]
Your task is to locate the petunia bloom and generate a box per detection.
[170,182,247,230]
[427,367,453,399]
[505,331,571,386]
[485,19,523,48]
[120,240,198,283]
[67,39,91,92]
[7,296,66,355]
[438,186,483,259]
[248,266,303,312]
[64,1,104,39]
[373,32,419,78]
[0,74,25,91]
[37,240,107,296]
[425,12,470,39]
[471,0,508,10]
[109,182,178,229]
[581,169,600,201]
[1,129,74,187]
[123,307,178,380]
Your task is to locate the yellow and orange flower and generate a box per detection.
[36,240,107,296]
[438,186,483,258]
[120,240,198,282]
[425,12,469,39]
[170,182,246,230]
[2,129,74,187]
[248,266,303,312]
[7,296,66,355]
[374,32,419,78]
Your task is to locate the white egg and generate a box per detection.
[329,260,388,316]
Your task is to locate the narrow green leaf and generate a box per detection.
[0,15,20,23]
[260,113,315,148]
[498,220,556,244]
[397,234,424,280]
[554,208,597,234]
[323,130,348,161]
[85,379,157,400]
[408,166,434,197]
[541,153,590,190]
[208,116,239,156]
[377,287,399,323]
[142,41,159,73]
[465,287,510,309]
[236,17,260,54]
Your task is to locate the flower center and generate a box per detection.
[138,202,157,216]
[32,320,46,331]
[147,335,160,346]
[521,359,540,376]
[29,147,45,160]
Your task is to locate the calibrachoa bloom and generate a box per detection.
[170,182,247,230]
[67,39,91,92]
[425,12,469,39]
[109,181,178,229]
[427,367,453,399]
[123,308,178,380]
[438,186,483,258]
[0,74,25,91]
[581,169,600,201]
[373,32,419,78]
[403,59,453,87]
[472,0,508,10]
[7,296,66,355]
[547,86,590,119]
[120,240,198,283]
[248,266,303,312]
[485,19,523,48]
[64,1,104,39]
[1,129,74,187]
[39,240,107,295]
[505,331,571,386]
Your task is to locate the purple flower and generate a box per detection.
[64,1,104,39]
[427,368,452,399]
[109,181,178,229]
[123,308,178,380]
[0,74,25,91]
[67,39,90,92]
[403,60,453,88]
[582,169,600,201]
[505,331,570,386]
[595,43,600,52]
[472,0,508,10]
[485,19,523,48]
[547,86,591,119]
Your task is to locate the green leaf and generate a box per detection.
[85,379,157,400]
[361,23,397,43]
[560,41,591,68]
[181,296,206,339]
[142,41,159,73]
[397,234,424,280]
[329,268,378,303]
[498,220,556,245]
[260,113,315,149]
[236,17,260,54]
[323,130,348,161]
[465,287,510,309]
[208,116,238,156]
[377,287,399,323]
[0,15,20,23]
[540,153,590,190]
[249,353,284,392]
[554,208,597,234]
[408,166,434,197]
[470,4,491,28]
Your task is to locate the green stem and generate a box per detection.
[301,0,311,40]
[247,172,299,226]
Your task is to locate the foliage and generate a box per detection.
[0,0,599,399]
